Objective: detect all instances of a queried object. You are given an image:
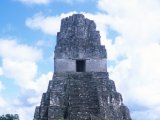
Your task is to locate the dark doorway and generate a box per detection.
[76,60,86,72]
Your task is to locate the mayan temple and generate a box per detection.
[33,14,132,120]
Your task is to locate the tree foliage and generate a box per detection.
[0,114,18,120]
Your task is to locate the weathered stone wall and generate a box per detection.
[54,59,75,72]
[54,58,107,72]
[34,72,131,120]
[86,59,107,72]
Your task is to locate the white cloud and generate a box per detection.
[0,38,53,120]
[0,100,35,120]
[2,59,38,90]
[0,67,3,76]
[17,0,52,5]
[0,39,53,91]
[98,0,160,44]
[26,14,60,35]
[26,12,77,35]
[0,97,7,108]
[0,39,42,62]
[132,106,160,120]
[97,0,160,119]
[34,72,52,93]
[0,71,52,120]
[0,39,42,90]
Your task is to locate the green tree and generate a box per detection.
[0,114,19,120]
[59,117,64,120]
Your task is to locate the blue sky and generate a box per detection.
[0,0,160,120]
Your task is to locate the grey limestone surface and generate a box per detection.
[33,14,132,120]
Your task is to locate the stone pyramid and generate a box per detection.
[33,14,132,120]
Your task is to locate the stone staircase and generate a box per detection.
[34,72,131,120]
[66,73,100,120]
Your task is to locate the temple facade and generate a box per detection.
[33,14,132,120]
